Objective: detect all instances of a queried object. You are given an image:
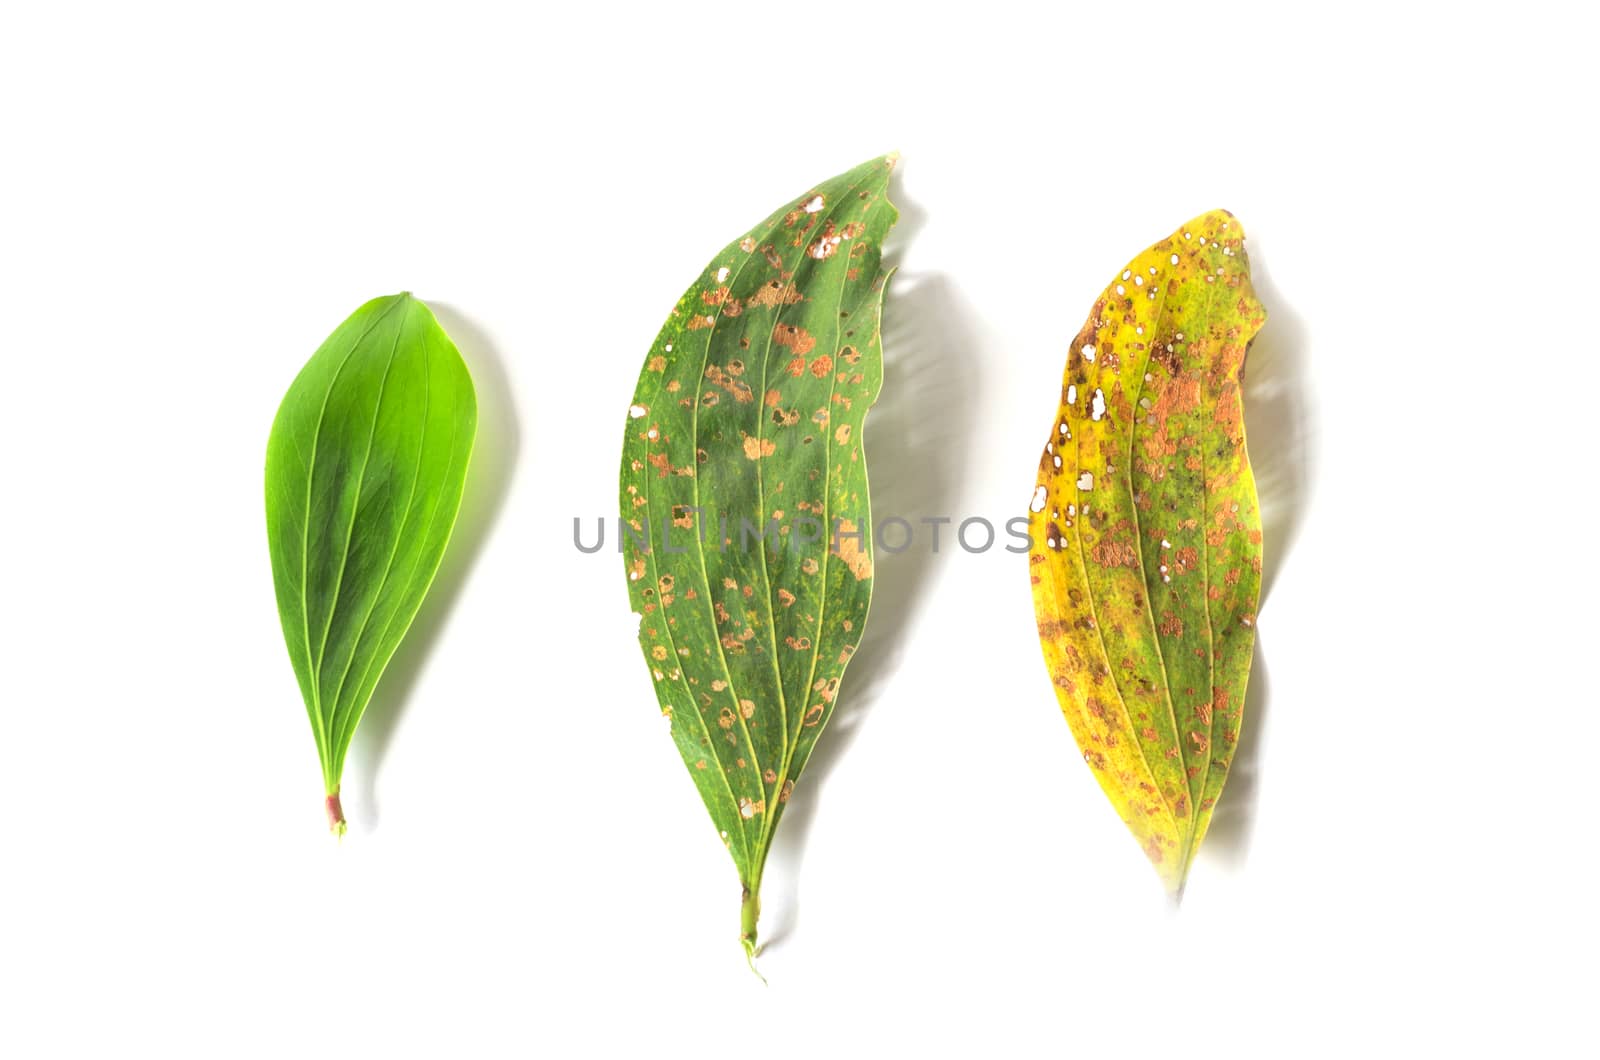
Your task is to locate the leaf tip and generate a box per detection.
[1181,207,1247,243]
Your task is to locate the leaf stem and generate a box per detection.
[325,788,347,838]
[740,884,765,982]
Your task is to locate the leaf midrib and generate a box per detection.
[680,168,878,861]
[1191,264,1224,835]
[1121,263,1193,830]
[326,316,433,758]
[1054,427,1178,837]
[310,309,407,751]
[333,379,469,773]
[296,296,408,784]
[756,171,886,863]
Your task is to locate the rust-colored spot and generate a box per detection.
[704,364,754,402]
[1091,538,1138,568]
[773,324,817,356]
[831,519,873,581]
[748,280,803,308]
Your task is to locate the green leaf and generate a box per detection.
[265,293,477,835]
[620,154,899,964]
[1028,210,1266,897]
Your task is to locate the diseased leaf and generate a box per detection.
[620,155,898,965]
[1028,211,1266,897]
[266,293,477,835]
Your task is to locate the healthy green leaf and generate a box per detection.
[620,155,898,966]
[266,293,477,835]
[1028,210,1266,897]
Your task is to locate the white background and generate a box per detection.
[3,2,1594,1055]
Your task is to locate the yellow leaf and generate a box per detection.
[1028,210,1267,896]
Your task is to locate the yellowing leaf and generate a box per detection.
[1028,210,1267,896]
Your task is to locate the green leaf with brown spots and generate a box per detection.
[1027,210,1267,898]
[620,154,898,966]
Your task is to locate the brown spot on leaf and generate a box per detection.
[704,364,754,402]
[831,519,873,581]
[748,280,803,309]
[774,324,817,356]
[1091,539,1138,568]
